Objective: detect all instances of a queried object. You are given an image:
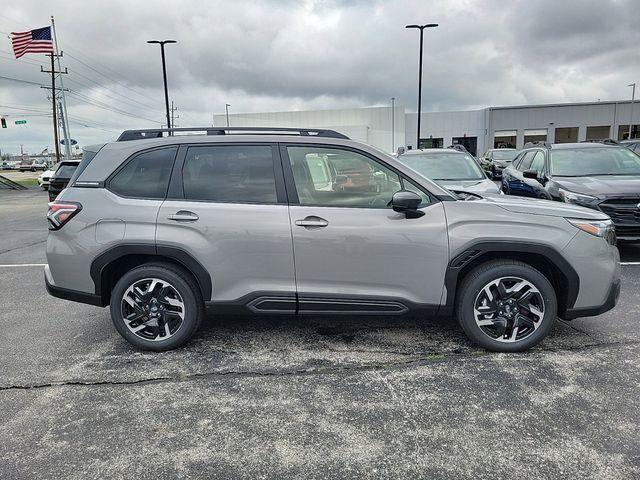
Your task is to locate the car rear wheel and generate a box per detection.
[110,263,204,351]
[456,260,557,352]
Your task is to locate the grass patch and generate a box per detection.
[14,178,40,187]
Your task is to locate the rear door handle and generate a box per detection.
[167,210,199,222]
[295,216,328,228]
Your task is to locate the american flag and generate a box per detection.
[11,26,54,58]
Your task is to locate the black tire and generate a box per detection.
[110,263,204,351]
[455,260,557,352]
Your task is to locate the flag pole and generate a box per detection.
[51,16,71,160]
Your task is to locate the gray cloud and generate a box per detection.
[0,0,638,154]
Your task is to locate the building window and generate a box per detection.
[419,137,443,149]
[555,127,578,143]
[618,125,640,140]
[451,136,477,156]
[494,130,517,149]
[585,126,611,141]
[524,129,548,145]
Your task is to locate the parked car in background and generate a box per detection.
[502,141,640,240]
[397,147,500,196]
[479,148,520,179]
[38,167,57,190]
[48,160,79,201]
[18,159,48,172]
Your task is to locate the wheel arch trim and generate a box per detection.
[89,243,212,304]
[442,240,579,317]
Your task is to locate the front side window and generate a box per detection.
[109,147,176,198]
[182,145,277,203]
[287,146,401,208]
[550,147,640,177]
[517,151,535,171]
[398,152,484,181]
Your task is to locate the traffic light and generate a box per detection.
[0,118,6,129]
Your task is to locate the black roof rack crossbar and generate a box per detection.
[117,126,350,142]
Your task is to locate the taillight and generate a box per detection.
[47,201,82,230]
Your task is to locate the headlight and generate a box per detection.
[558,188,597,205]
[566,218,616,244]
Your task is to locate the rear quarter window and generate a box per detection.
[108,147,177,199]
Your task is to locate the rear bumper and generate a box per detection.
[44,266,104,307]
[563,278,620,320]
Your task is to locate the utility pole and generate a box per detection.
[629,83,636,140]
[147,40,177,132]
[170,101,179,128]
[51,17,71,160]
[58,101,70,158]
[225,104,231,127]
[41,54,67,162]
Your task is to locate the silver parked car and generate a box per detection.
[46,127,620,352]
[397,148,500,196]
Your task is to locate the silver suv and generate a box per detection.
[45,127,621,352]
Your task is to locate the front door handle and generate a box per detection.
[295,216,328,228]
[167,210,199,222]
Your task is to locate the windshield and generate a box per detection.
[492,150,519,161]
[550,147,640,176]
[399,153,485,180]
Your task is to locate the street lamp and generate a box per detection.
[147,39,177,131]
[629,83,636,140]
[406,23,438,149]
[225,104,231,127]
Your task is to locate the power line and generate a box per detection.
[0,74,44,86]
[66,90,162,123]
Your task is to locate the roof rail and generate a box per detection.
[523,141,552,149]
[117,126,350,142]
[580,138,620,145]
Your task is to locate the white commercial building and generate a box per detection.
[213,99,639,156]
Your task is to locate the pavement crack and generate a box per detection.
[1,339,638,392]
[0,239,46,255]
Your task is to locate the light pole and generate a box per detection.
[391,97,395,153]
[225,104,231,127]
[629,83,636,140]
[406,23,438,149]
[147,40,176,131]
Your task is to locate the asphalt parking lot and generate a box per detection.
[1,189,639,479]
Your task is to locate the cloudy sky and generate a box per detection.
[0,0,638,155]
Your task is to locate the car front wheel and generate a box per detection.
[456,260,557,352]
[110,263,204,351]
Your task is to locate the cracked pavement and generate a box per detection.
[0,189,639,479]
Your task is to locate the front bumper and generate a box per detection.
[564,278,620,320]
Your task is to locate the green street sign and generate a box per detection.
[14,120,27,125]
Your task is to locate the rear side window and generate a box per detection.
[109,147,177,199]
[55,164,78,178]
[182,145,277,203]
[69,147,102,185]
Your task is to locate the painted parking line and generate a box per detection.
[0,264,47,267]
[620,262,640,266]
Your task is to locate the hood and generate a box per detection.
[554,175,640,197]
[482,194,609,220]
[437,178,500,195]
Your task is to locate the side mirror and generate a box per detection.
[390,190,424,218]
[523,169,540,180]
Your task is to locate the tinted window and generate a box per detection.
[518,152,535,171]
[182,145,277,203]
[69,146,103,184]
[109,147,176,198]
[550,147,640,176]
[54,163,78,178]
[402,178,431,208]
[398,152,484,180]
[529,152,545,174]
[287,146,401,208]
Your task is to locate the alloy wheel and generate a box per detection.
[473,276,545,343]
[120,278,185,342]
